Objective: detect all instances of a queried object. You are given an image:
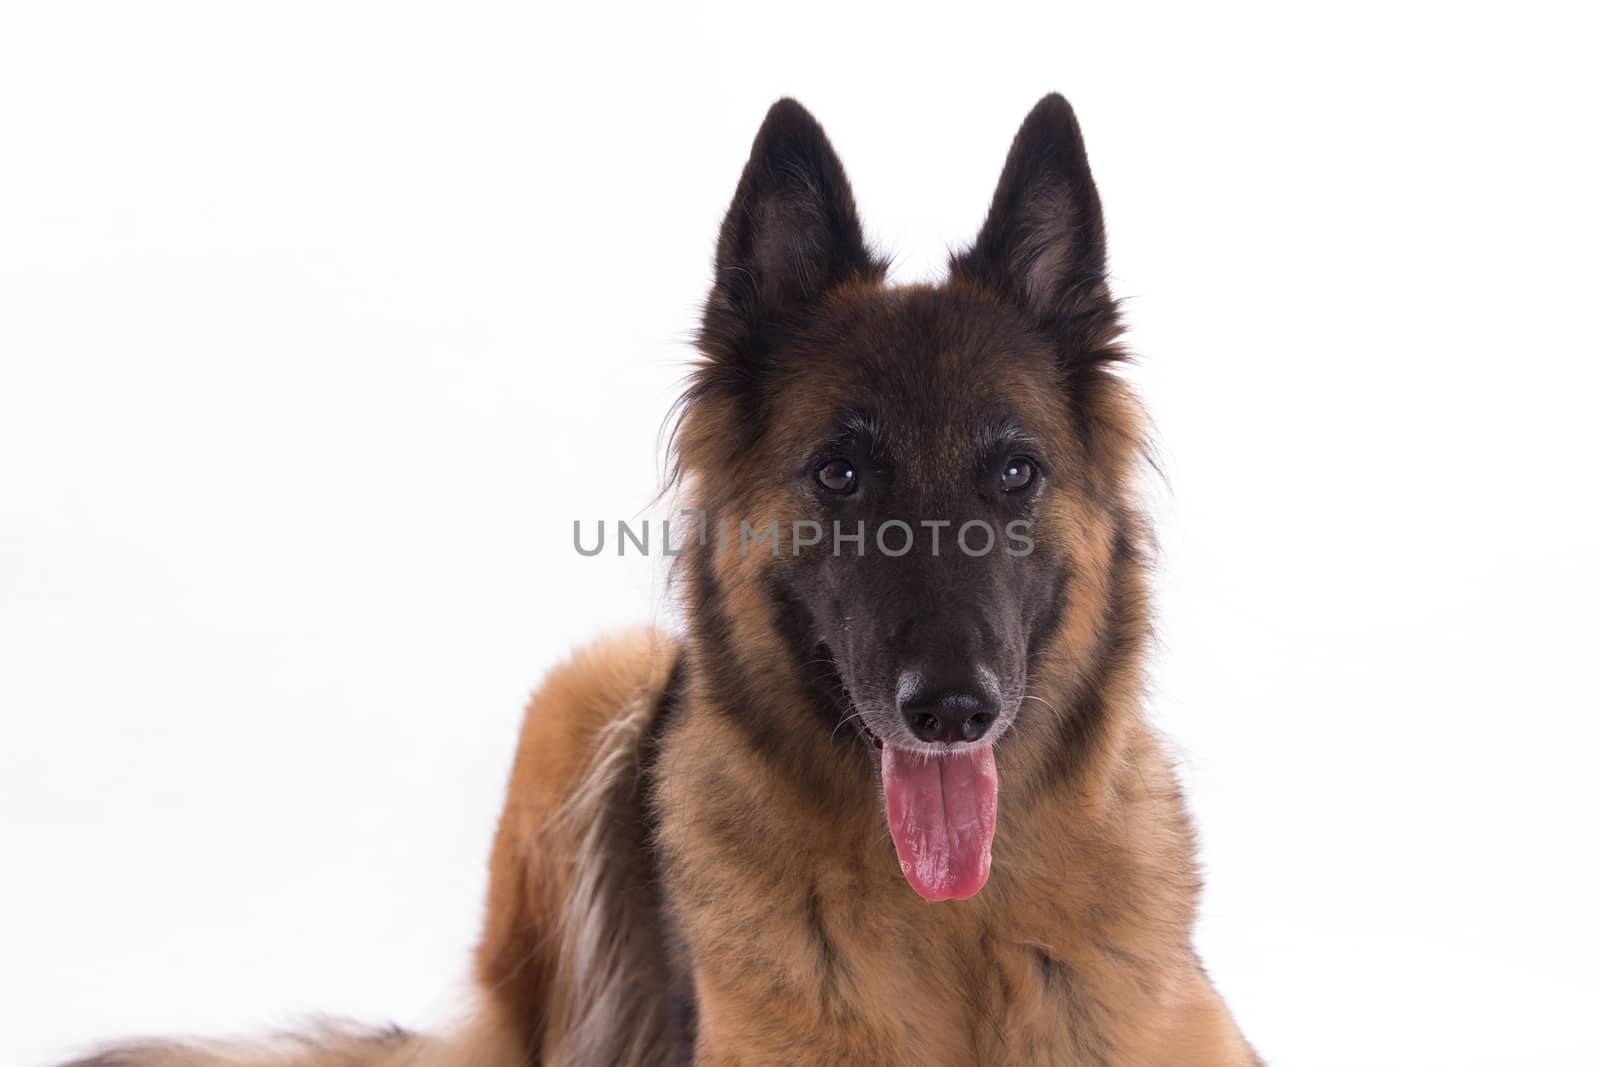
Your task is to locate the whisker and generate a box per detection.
[1022,692,1067,728]
[829,709,868,743]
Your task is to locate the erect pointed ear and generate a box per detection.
[952,94,1111,326]
[956,97,1139,482]
[700,99,885,364]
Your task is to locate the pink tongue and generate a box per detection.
[881,744,998,901]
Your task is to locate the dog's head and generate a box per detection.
[674,96,1145,901]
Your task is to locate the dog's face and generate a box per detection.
[677,97,1140,900]
[751,287,1079,753]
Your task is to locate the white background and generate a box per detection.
[3,3,1597,1064]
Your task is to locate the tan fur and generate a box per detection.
[64,95,1259,1066]
[653,630,1254,1066]
[475,629,681,1065]
[638,271,1257,1060]
[66,623,1254,1067]
[67,377,1255,1067]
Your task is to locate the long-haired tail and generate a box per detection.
[60,1014,521,1067]
[59,629,683,1067]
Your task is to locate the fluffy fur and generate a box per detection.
[62,96,1258,1066]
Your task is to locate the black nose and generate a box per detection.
[898,673,999,744]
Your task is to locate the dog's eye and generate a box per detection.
[815,458,858,494]
[1000,457,1037,493]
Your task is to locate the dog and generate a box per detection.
[65,95,1260,1066]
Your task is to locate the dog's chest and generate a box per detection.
[802,891,1114,1066]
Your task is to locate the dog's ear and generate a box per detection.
[700,99,884,365]
[952,94,1111,328]
[956,96,1137,480]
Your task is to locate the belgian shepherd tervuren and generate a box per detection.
[65,95,1259,1066]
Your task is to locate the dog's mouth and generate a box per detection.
[850,712,1000,903]
[817,646,1003,902]
[857,720,885,749]
[879,742,998,902]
